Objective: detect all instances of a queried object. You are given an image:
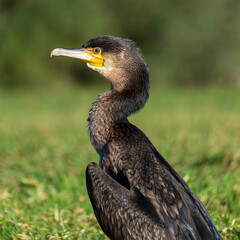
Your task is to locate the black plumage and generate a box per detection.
[51,36,222,240]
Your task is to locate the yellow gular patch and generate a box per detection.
[84,48,104,67]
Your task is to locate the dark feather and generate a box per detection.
[56,35,222,239]
[84,36,223,240]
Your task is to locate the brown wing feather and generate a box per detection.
[126,153,201,240]
[86,162,167,240]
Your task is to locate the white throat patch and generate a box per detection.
[87,63,101,72]
[87,63,109,76]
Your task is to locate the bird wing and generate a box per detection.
[86,162,167,240]
[125,151,202,240]
[123,125,222,240]
[151,146,223,240]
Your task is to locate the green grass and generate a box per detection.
[0,85,240,239]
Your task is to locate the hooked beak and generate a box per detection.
[50,48,104,67]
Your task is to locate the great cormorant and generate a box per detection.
[51,36,222,240]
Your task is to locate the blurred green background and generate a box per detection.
[1,0,240,88]
[1,1,240,239]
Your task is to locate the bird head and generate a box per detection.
[51,36,150,91]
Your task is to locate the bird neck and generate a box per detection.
[88,84,149,153]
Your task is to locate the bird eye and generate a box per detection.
[94,48,101,54]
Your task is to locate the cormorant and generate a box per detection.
[51,36,222,240]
